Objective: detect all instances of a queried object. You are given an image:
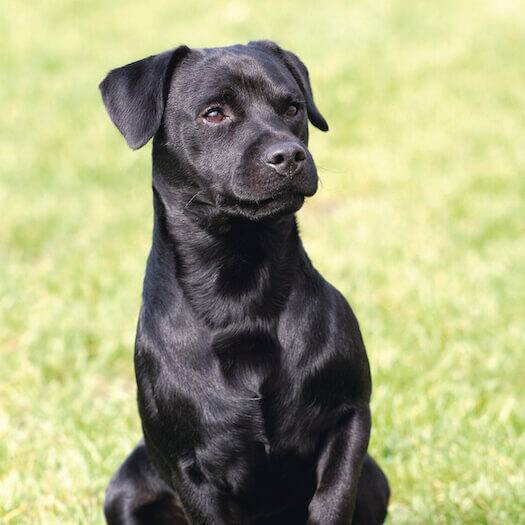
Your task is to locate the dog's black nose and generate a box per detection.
[265,142,306,177]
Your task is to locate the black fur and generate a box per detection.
[100,41,390,524]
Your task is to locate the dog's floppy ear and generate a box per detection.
[248,40,328,132]
[99,46,190,150]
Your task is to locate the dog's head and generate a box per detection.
[100,41,328,220]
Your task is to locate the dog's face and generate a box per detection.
[100,41,328,219]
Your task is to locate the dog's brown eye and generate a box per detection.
[204,109,225,122]
[285,104,298,117]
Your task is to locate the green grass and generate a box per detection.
[1,0,524,522]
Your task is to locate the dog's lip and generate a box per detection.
[227,190,304,209]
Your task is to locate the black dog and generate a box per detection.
[100,40,390,524]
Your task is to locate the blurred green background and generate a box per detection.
[1,0,524,523]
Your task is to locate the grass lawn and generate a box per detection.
[1,0,523,522]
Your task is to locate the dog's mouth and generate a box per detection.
[237,190,302,208]
[218,190,306,219]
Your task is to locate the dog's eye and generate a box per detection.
[204,109,225,122]
[285,104,299,117]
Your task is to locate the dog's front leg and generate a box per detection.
[307,405,371,525]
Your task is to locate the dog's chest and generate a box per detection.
[203,358,319,510]
[211,328,280,399]
[209,328,323,455]
[210,330,281,446]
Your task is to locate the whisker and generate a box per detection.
[185,190,203,208]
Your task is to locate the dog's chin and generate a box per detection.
[219,191,307,220]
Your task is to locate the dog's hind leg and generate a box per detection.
[104,439,188,525]
[352,453,390,525]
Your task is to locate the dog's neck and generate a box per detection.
[150,169,303,329]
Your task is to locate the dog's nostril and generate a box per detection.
[294,150,306,162]
[272,153,285,165]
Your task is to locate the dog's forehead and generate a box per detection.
[175,46,301,102]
